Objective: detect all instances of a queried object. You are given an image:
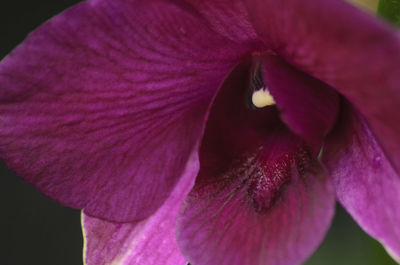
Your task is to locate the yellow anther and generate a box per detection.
[251,89,275,108]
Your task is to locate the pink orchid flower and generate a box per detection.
[1,0,400,264]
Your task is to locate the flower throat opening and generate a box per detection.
[195,59,319,215]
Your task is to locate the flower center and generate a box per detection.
[252,90,275,108]
[195,60,321,216]
[249,63,276,108]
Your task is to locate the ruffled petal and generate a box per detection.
[0,0,246,221]
[259,55,339,151]
[176,63,335,265]
[82,152,199,265]
[246,0,400,171]
[324,102,400,260]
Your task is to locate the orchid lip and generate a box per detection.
[177,56,335,263]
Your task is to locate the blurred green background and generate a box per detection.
[306,206,398,265]
[0,0,398,264]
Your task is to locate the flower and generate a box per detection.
[1,0,400,264]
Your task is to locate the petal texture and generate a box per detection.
[0,0,245,221]
[185,0,259,44]
[82,152,199,265]
[176,64,335,265]
[324,102,400,259]
[246,0,400,171]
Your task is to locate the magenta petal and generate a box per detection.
[246,0,400,171]
[177,134,335,265]
[324,103,400,259]
[185,0,260,44]
[0,0,246,222]
[176,63,335,265]
[260,55,339,150]
[82,153,199,265]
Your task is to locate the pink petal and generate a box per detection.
[259,55,339,151]
[82,152,199,265]
[0,0,246,222]
[324,102,400,260]
[176,63,335,265]
[246,0,400,171]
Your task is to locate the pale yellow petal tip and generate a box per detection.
[384,245,400,264]
[81,211,88,265]
[251,89,275,108]
[346,0,378,13]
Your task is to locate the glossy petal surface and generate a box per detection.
[324,103,400,259]
[82,152,199,265]
[246,0,400,171]
[0,0,245,221]
[177,64,335,265]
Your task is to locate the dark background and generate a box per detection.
[1,2,84,265]
[0,1,397,265]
